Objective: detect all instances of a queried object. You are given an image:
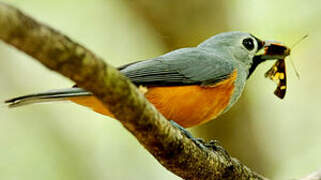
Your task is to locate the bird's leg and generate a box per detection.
[169,120,231,162]
[169,120,206,149]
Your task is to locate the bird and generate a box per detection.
[5,31,289,128]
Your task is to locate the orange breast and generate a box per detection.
[70,71,237,128]
[145,71,237,127]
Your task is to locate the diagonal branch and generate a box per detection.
[300,169,321,180]
[0,2,267,179]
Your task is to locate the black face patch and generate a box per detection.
[247,55,265,78]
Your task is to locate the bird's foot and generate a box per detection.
[204,140,231,161]
[169,120,206,149]
[169,120,231,161]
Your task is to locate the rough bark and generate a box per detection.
[0,2,294,179]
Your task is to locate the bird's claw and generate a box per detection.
[169,120,231,161]
[204,140,231,161]
[169,120,207,149]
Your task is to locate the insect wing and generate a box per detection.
[265,59,287,99]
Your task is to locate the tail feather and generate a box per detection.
[5,88,91,108]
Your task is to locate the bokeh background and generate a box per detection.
[0,0,320,179]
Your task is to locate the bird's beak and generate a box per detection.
[249,39,291,78]
[259,40,291,60]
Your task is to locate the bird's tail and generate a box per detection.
[4,88,91,108]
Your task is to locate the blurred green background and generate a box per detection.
[0,0,320,179]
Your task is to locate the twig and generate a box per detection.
[300,169,321,180]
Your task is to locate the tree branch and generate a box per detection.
[300,169,321,180]
[0,2,269,179]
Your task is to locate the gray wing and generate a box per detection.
[5,48,235,108]
[120,48,236,86]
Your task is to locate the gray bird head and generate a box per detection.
[198,31,264,67]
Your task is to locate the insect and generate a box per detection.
[263,35,307,99]
[264,58,287,99]
[262,42,290,99]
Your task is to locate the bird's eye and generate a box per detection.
[242,38,255,51]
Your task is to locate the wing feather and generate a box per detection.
[120,48,235,86]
